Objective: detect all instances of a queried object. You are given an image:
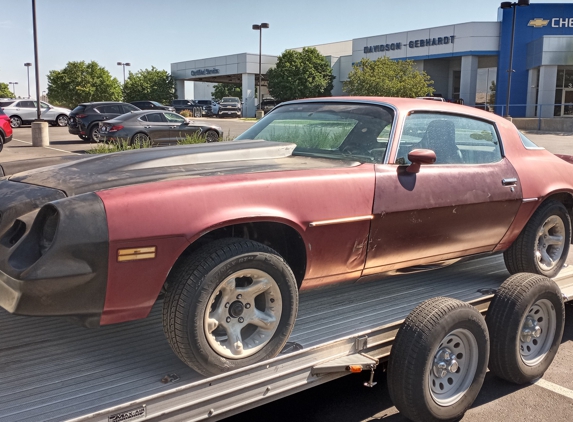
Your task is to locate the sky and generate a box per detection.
[1,0,572,99]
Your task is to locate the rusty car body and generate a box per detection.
[0,97,571,375]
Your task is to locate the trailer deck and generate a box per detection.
[1,255,572,422]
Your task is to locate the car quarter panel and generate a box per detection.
[96,165,376,325]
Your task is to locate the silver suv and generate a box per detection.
[0,99,71,128]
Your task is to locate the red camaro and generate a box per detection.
[0,97,571,375]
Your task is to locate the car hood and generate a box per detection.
[8,140,357,196]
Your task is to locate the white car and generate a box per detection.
[0,99,71,128]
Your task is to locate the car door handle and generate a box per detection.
[502,178,518,186]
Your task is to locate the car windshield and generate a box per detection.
[235,102,394,163]
[150,101,163,106]
[221,97,239,103]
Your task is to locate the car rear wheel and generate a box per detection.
[10,116,22,128]
[204,130,219,143]
[89,125,101,142]
[56,115,69,127]
[504,200,571,278]
[131,132,150,147]
[162,238,298,377]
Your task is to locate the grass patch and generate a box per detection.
[86,138,153,154]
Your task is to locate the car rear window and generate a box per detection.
[71,105,86,114]
[0,101,15,107]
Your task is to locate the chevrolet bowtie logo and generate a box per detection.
[528,18,549,28]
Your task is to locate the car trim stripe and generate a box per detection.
[309,215,374,228]
[522,198,539,203]
[117,246,157,262]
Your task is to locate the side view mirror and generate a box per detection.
[406,149,436,173]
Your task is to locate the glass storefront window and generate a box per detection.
[564,69,573,89]
[475,67,497,110]
[554,89,563,116]
[556,68,565,88]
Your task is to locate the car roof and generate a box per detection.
[79,101,129,106]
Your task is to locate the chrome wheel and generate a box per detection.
[535,215,566,272]
[204,269,282,359]
[205,130,219,143]
[90,126,100,142]
[429,329,479,406]
[56,115,69,127]
[10,116,22,128]
[132,133,150,146]
[520,299,556,366]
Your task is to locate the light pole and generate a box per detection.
[501,0,530,117]
[24,63,32,98]
[117,62,131,84]
[252,23,269,110]
[8,82,18,97]
[42,90,46,101]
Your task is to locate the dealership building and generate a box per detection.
[171,2,573,118]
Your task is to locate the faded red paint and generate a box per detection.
[96,97,573,325]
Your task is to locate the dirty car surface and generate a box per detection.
[0,97,572,375]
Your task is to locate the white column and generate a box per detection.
[242,73,256,118]
[537,65,558,118]
[175,79,186,99]
[459,56,478,106]
[526,68,539,117]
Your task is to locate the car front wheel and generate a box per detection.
[10,116,22,128]
[162,238,298,377]
[504,200,571,278]
[204,130,219,143]
[56,115,69,127]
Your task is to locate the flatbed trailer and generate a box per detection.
[2,255,572,422]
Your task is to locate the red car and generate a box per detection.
[0,97,571,377]
[0,107,13,152]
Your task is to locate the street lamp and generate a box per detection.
[252,23,269,110]
[501,0,530,117]
[42,90,46,101]
[8,82,18,97]
[24,63,32,98]
[117,62,131,84]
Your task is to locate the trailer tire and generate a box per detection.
[387,297,489,422]
[162,238,298,377]
[486,273,564,384]
[504,200,571,278]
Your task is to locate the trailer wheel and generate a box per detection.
[162,238,298,377]
[486,273,564,384]
[387,297,489,422]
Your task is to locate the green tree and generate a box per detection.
[267,47,334,101]
[122,66,176,104]
[47,61,122,109]
[343,57,434,98]
[0,82,13,98]
[212,83,242,101]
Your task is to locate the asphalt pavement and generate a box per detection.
[2,124,573,422]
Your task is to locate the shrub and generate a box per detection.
[179,109,192,118]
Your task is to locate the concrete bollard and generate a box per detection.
[31,121,49,147]
[255,109,265,120]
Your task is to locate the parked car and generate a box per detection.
[260,98,279,113]
[218,96,242,117]
[194,100,219,117]
[68,102,140,142]
[98,110,222,144]
[0,97,572,378]
[0,108,13,152]
[171,99,198,114]
[0,99,71,128]
[130,101,176,112]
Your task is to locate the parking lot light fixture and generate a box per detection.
[500,0,530,117]
[8,82,18,97]
[252,23,269,110]
[117,62,131,84]
[24,63,32,98]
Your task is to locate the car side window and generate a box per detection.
[139,115,148,122]
[146,113,166,123]
[17,101,34,108]
[122,104,139,113]
[164,112,186,123]
[395,113,502,165]
[103,105,122,114]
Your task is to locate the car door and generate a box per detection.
[14,101,36,121]
[39,101,56,120]
[363,112,523,275]
[164,112,198,141]
[142,112,171,142]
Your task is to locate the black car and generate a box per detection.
[130,101,176,112]
[68,102,140,141]
[171,99,198,114]
[194,100,219,117]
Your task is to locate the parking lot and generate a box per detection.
[2,124,573,421]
